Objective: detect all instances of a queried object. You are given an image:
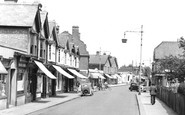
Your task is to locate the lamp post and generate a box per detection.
[122,25,143,95]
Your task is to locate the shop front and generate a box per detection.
[67,68,87,92]
[27,60,56,102]
[52,65,74,93]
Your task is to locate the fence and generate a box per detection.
[157,86,185,115]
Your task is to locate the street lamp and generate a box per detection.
[122,25,143,95]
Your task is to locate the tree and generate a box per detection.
[159,55,181,81]
[143,66,151,78]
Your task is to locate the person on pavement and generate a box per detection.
[150,83,157,105]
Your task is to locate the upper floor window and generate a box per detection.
[40,41,45,58]
[49,45,51,60]
[70,55,72,66]
[58,49,60,62]
[30,34,37,56]
[65,53,67,64]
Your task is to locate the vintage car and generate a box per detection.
[129,83,139,92]
[140,84,147,92]
[81,83,93,96]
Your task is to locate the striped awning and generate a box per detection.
[53,65,74,79]
[68,68,87,79]
[34,61,56,79]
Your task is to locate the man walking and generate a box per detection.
[150,83,157,105]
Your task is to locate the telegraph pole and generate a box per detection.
[122,25,144,95]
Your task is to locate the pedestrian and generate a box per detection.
[76,81,80,93]
[149,83,157,105]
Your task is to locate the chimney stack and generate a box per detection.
[56,25,60,34]
[72,26,80,39]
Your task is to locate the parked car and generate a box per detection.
[129,83,139,92]
[81,83,93,96]
[140,84,147,92]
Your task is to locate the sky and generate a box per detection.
[20,0,185,67]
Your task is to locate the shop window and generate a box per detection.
[0,74,7,98]
[17,69,25,94]
[37,75,42,93]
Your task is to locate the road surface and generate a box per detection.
[29,85,139,115]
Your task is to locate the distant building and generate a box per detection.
[89,53,119,84]
[153,41,184,86]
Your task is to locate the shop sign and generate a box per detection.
[18,57,28,68]
[18,63,27,68]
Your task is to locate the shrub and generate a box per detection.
[177,82,185,95]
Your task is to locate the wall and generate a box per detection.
[0,99,7,110]
[79,56,89,70]
[0,27,29,53]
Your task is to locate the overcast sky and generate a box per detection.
[21,0,185,67]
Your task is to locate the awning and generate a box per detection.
[111,74,118,79]
[105,74,113,79]
[0,61,8,74]
[99,74,106,79]
[90,73,105,79]
[34,61,56,79]
[68,68,87,79]
[52,65,74,79]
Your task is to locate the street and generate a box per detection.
[28,86,139,115]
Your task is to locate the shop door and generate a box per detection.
[42,76,47,98]
[30,72,37,101]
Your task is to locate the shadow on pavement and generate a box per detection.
[33,100,50,103]
[50,95,68,98]
[156,98,178,115]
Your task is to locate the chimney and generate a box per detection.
[56,25,60,34]
[72,26,80,39]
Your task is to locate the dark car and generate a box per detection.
[129,83,139,92]
[81,83,93,96]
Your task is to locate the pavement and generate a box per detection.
[0,93,81,115]
[136,92,178,115]
[0,83,125,115]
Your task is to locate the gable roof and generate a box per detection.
[154,41,184,60]
[0,3,39,27]
[58,31,71,48]
[40,11,47,28]
[48,21,59,45]
[109,56,119,68]
[89,55,109,65]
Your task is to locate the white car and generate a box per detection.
[140,84,147,92]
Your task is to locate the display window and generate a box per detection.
[0,74,7,98]
[17,68,25,94]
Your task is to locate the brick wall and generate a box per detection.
[0,27,29,52]
[79,56,89,70]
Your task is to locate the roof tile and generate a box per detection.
[0,3,38,27]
